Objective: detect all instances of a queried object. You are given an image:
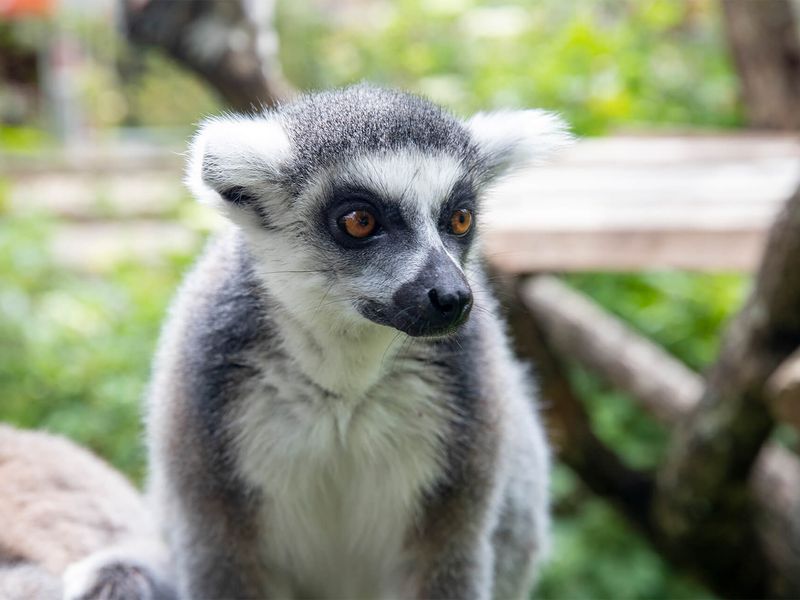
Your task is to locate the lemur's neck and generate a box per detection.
[234,231,413,399]
[271,302,406,399]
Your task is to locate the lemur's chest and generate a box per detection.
[231,364,449,597]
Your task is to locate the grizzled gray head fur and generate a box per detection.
[187,84,570,338]
[280,86,476,192]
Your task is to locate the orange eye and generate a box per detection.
[450,209,473,236]
[340,210,377,239]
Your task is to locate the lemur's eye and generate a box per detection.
[339,210,378,239]
[449,209,473,236]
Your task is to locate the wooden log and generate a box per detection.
[520,276,701,423]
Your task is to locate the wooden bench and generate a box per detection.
[484,134,800,272]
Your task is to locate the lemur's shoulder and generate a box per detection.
[156,229,275,368]
[146,229,275,494]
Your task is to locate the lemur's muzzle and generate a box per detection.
[358,250,473,336]
[389,251,473,337]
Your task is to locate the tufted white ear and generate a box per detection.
[465,110,572,181]
[185,113,291,211]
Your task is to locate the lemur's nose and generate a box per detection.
[428,286,472,324]
[388,250,474,336]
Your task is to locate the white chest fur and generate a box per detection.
[231,358,449,598]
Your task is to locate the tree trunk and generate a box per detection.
[721,0,800,130]
[653,183,800,597]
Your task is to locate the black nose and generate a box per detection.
[383,250,475,336]
[428,286,472,325]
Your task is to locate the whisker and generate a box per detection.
[312,281,337,321]
[380,330,406,371]
[259,269,332,275]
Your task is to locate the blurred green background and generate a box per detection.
[0,0,751,597]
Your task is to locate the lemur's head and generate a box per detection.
[188,85,569,338]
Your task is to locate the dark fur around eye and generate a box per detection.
[323,187,387,248]
[439,179,478,234]
[220,186,258,206]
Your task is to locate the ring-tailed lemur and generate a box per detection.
[0,425,174,600]
[74,84,570,600]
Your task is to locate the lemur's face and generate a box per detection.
[188,86,569,338]
[305,150,477,337]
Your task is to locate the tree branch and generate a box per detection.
[121,0,293,111]
[520,276,701,424]
[751,444,800,597]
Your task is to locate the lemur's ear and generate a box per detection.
[465,110,572,181]
[185,114,291,211]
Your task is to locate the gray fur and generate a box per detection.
[279,85,477,191]
[88,85,566,599]
[0,424,176,600]
[0,563,61,600]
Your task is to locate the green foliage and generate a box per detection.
[0,125,52,154]
[278,0,741,134]
[117,50,221,129]
[567,272,747,371]
[0,215,197,482]
[4,1,740,134]
[562,272,747,471]
[540,465,710,600]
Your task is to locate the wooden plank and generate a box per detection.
[9,171,185,219]
[484,134,800,272]
[49,222,202,273]
[0,140,185,176]
[485,228,765,272]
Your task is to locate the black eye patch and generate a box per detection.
[324,185,406,229]
[328,184,381,209]
[220,186,258,206]
[439,178,478,230]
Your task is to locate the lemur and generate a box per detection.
[0,425,173,600]
[69,84,570,600]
